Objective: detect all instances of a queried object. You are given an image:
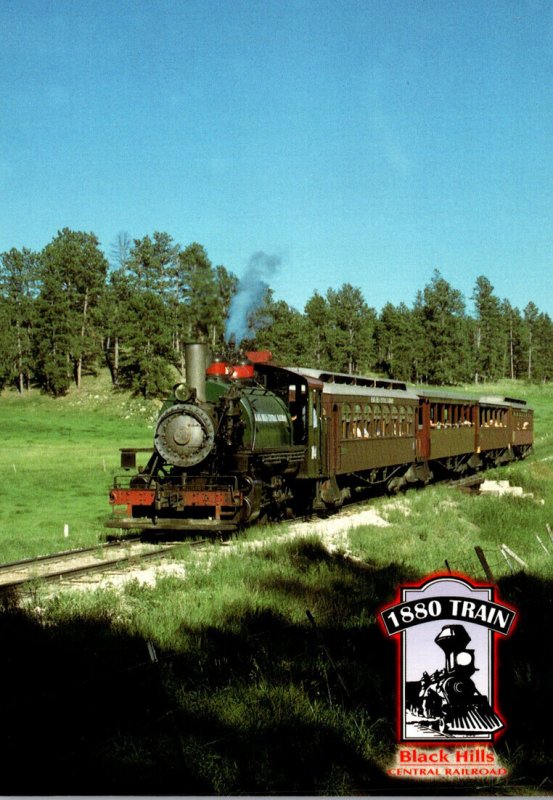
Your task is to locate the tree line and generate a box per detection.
[254,273,553,387]
[1,228,551,397]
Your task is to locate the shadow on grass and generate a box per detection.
[0,542,551,794]
[495,572,553,787]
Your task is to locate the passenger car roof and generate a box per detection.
[285,367,419,400]
[257,364,530,409]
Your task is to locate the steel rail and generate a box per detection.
[0,537,142,573]
[0,539,208,594]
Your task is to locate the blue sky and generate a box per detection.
[2,0,552,316]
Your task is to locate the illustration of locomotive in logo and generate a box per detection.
[379,575,517,742]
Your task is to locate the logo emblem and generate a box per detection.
[379,575,517,742]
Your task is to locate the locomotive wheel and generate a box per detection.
[438,718,448,734]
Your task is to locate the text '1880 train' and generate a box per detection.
[107,343,533,533]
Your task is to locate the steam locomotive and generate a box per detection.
[408,624,503,736]
[107,344,533,532]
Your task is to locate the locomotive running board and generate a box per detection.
[105,517,238,532]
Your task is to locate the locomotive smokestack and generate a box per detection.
[185,343,207,402]
[435,625,471,672]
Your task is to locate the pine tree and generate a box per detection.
[0,297,18,390]
[532,312,553,383]
[128,231,179,295]
[99,231,135,384]
[36,229,108,392]
[251,290,310,364]
[500,300,526,379]
[174,244,237,361]
[33,273,73,396]
[523,302,539,381]
[472,276,504,383]
[414,270,471,385]
[326,284,376,374]
[117,232,179,393]
[304,291,332,369]
[117,290,174,398]
[98,268,136,386]
[0,247,40,391]
[110,231,132,272]
[376,302,423,382]
[215,265,238,343]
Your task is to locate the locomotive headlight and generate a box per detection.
[456,651,472,666]
[174,383,193,403]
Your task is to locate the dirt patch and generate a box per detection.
[41,506,390,595]
[286,506,390,557]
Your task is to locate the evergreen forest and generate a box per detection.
[1,227,552,398]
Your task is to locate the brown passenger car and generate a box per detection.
[276,368,533,507]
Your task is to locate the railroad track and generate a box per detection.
[447,473,486,491]
[0,474,486,595]
[0,538,206,594]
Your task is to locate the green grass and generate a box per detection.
[24,537,411,793]
[348,474,553,580]
[346,379,553,580]
[0,372,159,559]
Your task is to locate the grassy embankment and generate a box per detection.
[348,379,553,579]
[1,376,552,794]
[1,373,159,560]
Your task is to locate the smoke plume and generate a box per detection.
[225,252,281,343]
